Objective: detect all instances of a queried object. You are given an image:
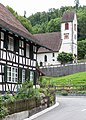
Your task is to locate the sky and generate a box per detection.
[0,0,86,17]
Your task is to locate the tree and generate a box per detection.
[78,40,86,59]
[57,52,73,65]
[6,5,32,33]
[16,15,32,32]
[47,18,61,32]
[77,7,86,40]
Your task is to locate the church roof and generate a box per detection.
[62,11,75,23]
[34,32,61,53]
[0,3,50,49]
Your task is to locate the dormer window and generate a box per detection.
[65,23,69,30]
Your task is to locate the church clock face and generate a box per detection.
[64,33,69,39]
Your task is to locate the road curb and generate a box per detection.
[24,97,59,120]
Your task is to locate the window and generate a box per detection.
[22,69,25,83]
[1,32,4,40]
[26,44,29,57]
[44,55,47,62]
[64,33,69,39]
[52,53,55,57]
[7,66,18,83]
[19,40,24,48]
[40,62,43,66]
[65,23,69,30]
[74,24,76,31]
[74,34,76,39]
[30,71,34,82]
[0,32,4,49]
[19,40,24,56]
[33,46,36,52]
[8,36,14,51]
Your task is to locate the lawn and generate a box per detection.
[41,72,86,95]
[41,72,86,86]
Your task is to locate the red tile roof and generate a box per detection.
[62,11,75,23]
[0,3,47,47]
[34,32,62,53]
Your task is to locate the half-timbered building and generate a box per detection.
[0,3,49,93]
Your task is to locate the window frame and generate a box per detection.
[7,66,18,83]
[8,36,14,51]
[19,40,24,56]
[65,23,69,30]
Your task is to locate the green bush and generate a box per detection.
[2,93,15,103]
[0,96,8,118]
[61,90,68,96]
[16,81,40,100]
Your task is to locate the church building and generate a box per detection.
[34,11,77,66]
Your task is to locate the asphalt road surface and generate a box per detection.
[33,96,86,120]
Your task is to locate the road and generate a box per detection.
[33,96,86,120]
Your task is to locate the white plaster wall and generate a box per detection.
[61,22,73,43]
[37,52,60,66]
[60,13,77,57]
[60,43,72,53]
[60,22,73,53]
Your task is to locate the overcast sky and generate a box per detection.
[0,0,86,17]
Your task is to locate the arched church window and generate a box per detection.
[40,62,43,66]
[65,23,69,30]
[44,55,47,62]
[74,24,76,31]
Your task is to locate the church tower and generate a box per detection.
[60,11,77,62]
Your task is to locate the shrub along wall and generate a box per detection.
[3,95,55,116]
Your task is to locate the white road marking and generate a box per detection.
[81,109,86,112]
[24,102,59,120]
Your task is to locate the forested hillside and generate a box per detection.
[6,5,86,60]
[7,5,86,41]
[28,6,86,41]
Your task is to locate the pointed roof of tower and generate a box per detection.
[62,11,75,23]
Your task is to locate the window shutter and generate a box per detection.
[4,32,8,49]
[18,67,22,83]
[14,36,19,52]
[29,44,33,60]
[4,65,7,82]
[25,68,30,81]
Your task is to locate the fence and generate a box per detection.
[40,62,86,76]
